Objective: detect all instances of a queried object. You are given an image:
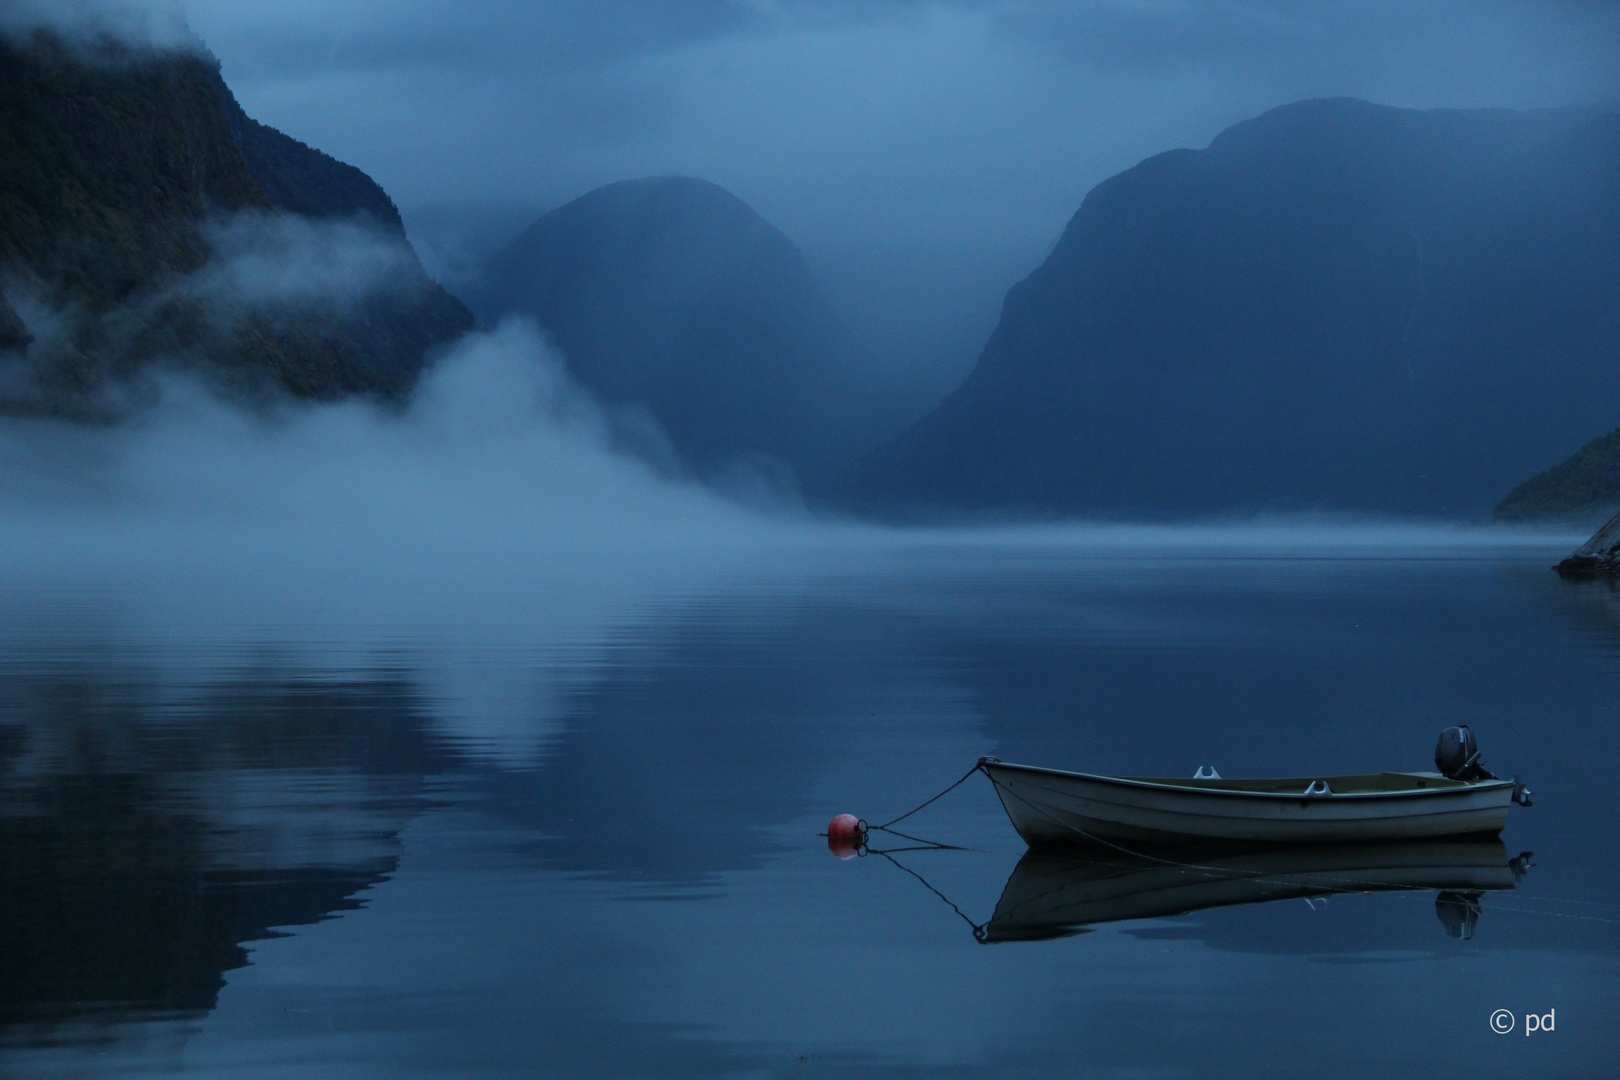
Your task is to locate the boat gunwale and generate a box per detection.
[982,760,1515,803]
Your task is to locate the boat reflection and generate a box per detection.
[980,839,1531,943]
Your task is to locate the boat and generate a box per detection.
[980,726,1531,847]
[980,839,1527,943]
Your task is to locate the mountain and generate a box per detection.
[0,29,473,415]
[1495,427,1620,523]
[467,176,863,481]
[852,98,1620,518]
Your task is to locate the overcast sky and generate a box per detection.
[180,0,1620,252]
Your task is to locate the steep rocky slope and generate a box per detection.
[854,99,1620,518]
[0,30,472,414]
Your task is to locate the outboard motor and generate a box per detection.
[1435,725,1496,781]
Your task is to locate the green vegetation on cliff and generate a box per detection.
[215,81,407,231]
[0,30,472,413]
[0,33,265,311]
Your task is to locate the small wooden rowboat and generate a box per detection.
[981,758,1525,846]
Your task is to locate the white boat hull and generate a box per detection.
[982,760,1515,846]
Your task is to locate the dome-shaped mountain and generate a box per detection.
[468,177,861,480]
[853,98,1620,518]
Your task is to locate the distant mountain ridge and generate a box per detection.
[0,29,472,413]
[852,98,1620,518]
[1495,427,1620,523]
[468,176,867,481]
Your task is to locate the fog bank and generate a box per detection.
[0,311,1575,640]
[0,320,803,618]
[0,0,196,52]
[0,319,1579,761]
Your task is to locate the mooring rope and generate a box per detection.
[870,825,972,850]
[867,848,987,938]
[1474,902,1620,924]
[868,761,988,834]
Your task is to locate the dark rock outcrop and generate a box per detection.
[468,176,863,481]
[1553,509,1620,576]
[0,30,472,413]
[854,99,1620,518]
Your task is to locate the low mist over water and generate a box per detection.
[0,325,1561,668]
[0,327,1578,768]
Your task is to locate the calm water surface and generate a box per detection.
[2,536,1616,1078]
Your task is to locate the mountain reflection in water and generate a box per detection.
[0,668,454,1043]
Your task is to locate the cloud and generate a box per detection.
[188,1,760,78]
[991,1,1620,108]
[0,302,1564,763]
[0,212,436,416]
[0,0,199,52]
[187,213,422,309]
[0,317,797,560]
[0,315,848,758]
[181,0,1620,254]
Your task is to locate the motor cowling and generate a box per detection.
[1435,725,1495,781]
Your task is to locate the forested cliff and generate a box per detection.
[0,29,472,415]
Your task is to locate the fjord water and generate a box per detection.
[3,529,1617,1078]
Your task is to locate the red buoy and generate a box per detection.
[827,813,866,858]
